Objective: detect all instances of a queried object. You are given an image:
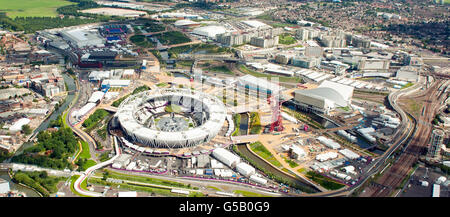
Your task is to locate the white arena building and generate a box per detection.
[115,88,227,149]
[293,80,354,114]
[192,25,227,39]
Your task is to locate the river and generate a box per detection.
[13,73,76,156]
[235,144,319,194]
[0,170,41,197]
[239,113,249,136]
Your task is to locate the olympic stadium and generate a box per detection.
[115,88,227,149]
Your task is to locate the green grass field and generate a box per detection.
[249,141,282,168]
[0,0,74,18]
[233,190,268,197]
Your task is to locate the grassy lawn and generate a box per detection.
[338,106,350,111]
[238,64,302,83]
[156,82,168,87]
[284,158,299,168]
[69,175,90,197]
[249,112,262,135]
[130,35,155,48]
[154,31,191,45]
[0,0,74,18]
[231,113,241,136]
[79,141,91,159]
[207,186,221,191]
[176,60,194,68]
[279,33,297,45]
[105,170,192,189]
[205,65,233,75]
[401,82,414,89]
[233,190,268,197]
[249,141,282,168]
[297,167,307,174]
[82,109,109,132]
[306,171,345,190]
[89,177,181,197]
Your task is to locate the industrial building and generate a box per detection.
[395,66,419,82]
[101,79,131,88]
[293,80,354,114]
[289,145,306,160]
[115,89,226,149]
[60,29,105,48]
[427,129,445,158]
[292,56,320,69]
[357,58,390,72]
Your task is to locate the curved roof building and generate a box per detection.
[192,25,227,39]
[174,19,200,27]
[294,80,353,114]
[115,88,227,149]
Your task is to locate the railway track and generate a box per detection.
[366,79,445,197]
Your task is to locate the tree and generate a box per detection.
[22,124,32,135]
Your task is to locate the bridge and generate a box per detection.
[100,105,118,113]
[317,123,358,133]
[176,53,239,61]
[230,135,259,144]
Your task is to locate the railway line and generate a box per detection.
[364,79,447,197]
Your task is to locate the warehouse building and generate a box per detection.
[60,29,105,48]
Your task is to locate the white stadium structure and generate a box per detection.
[115,88,227,149]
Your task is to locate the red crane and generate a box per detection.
[268,95,285,132]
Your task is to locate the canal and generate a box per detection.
[0,170,41,197]
[239,113,249,136]
[235,144,319,194]
[13,73,76,157]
